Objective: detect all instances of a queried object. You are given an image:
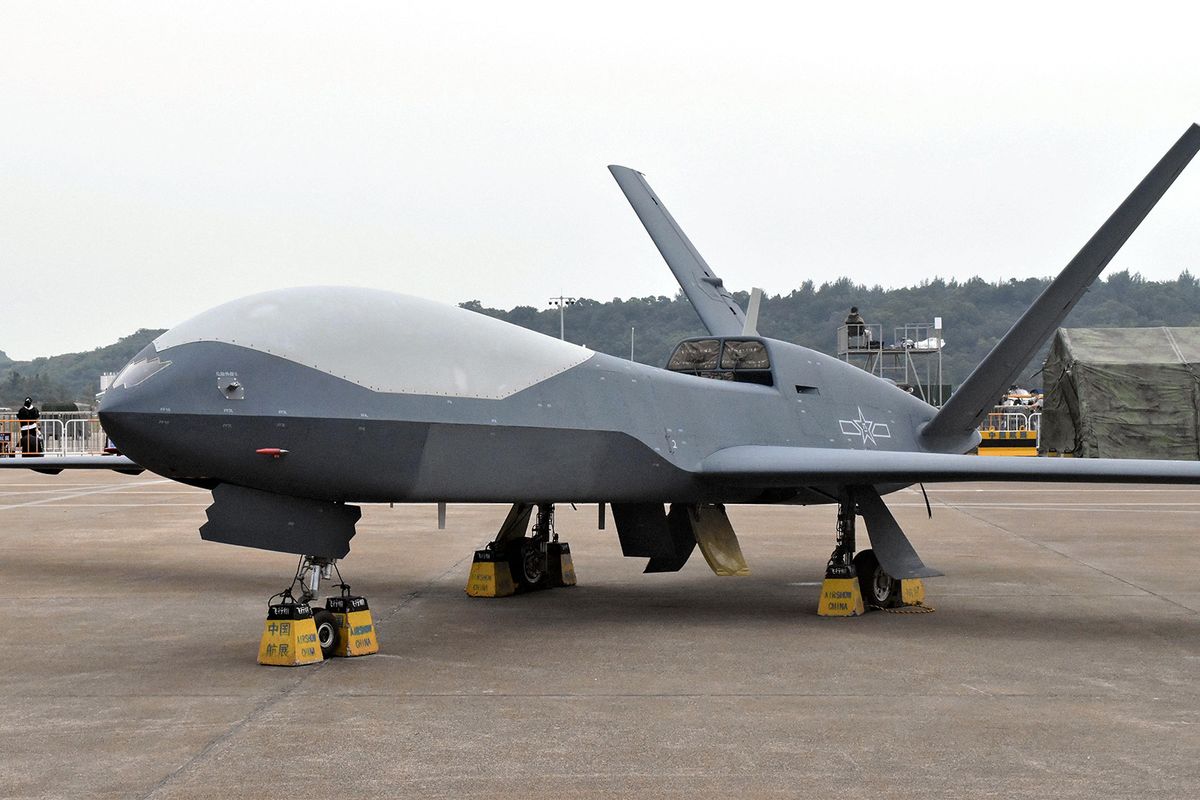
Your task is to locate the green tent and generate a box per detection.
[1041,327,1200,459]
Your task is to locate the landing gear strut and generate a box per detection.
[466,502,577,597]
[295,557,341,658]
[825,493,858,580]
[817,490,867,616]
[257,555,379,666]
[509,504,554,589]
[817,489,910,615]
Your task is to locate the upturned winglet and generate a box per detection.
[608,165,746,337]
[920,124,1200,449]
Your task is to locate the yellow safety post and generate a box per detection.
[466,548,516,597]
[817,575,865,617]
[258,601,323,666]
[326,593,379,657]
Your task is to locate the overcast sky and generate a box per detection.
[2,2,1198,360]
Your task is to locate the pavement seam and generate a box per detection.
[944,500,1198,616]
[373,552,474,626]
[0,480,171,511]
[136,667,318,800]
[135,551,473,799]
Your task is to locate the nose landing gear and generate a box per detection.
[257,555,379,666]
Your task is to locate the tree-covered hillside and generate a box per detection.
[0,330,163,409]
[4,270,1196,407]
[465,270,1200,391]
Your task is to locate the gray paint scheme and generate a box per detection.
[645,504,700,573]
[857,486,943,579]
[611,503,675,559]
[201,483,361,558]
[152,286,593,400]
[1,455,143,475]
[97,330,949,505]
[609,165,747,336]
[8,127,1200,571]
[698,445,1200,485]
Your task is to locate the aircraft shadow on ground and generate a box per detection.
[11,554,1196,650]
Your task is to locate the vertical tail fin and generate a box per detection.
[742,287,764,335]
[920,124,1200,449]
[609,165,747,336]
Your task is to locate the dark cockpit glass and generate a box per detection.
[720,339,770,370]
[666,338,773,386]
[667,339,721,371]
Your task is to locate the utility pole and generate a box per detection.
[548,295,576,341]
[630,326,635,361]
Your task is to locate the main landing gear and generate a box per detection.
[817,489,929,617]
[257,555,380,666]
[466,503,577,597]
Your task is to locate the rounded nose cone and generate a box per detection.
[98,381,142,453]
[98,342,171,453]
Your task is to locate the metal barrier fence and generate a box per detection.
[0,412,108,457]
[980,410,1041,451]
[981,410,1040,432]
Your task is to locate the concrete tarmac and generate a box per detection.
[1,470,1198,798]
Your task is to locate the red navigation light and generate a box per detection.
[255,448,289,458]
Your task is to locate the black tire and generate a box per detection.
[312,609,341,658]
[508,537,550,591]
[853,549,901,609]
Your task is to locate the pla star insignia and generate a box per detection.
[838,406,892,445]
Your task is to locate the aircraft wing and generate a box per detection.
[0,455,144,475]
[609,165,747,337]
[920,123,1200,446]
[698,446,1200,486]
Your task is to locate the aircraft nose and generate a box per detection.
[98,343,174,452]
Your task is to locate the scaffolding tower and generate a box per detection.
[837,318,946,406]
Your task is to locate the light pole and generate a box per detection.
[549,295,576,341]
[934,316,943,406]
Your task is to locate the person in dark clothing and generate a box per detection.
[17,397,42,457]
[844,306,870,347]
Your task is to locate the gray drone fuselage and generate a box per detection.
[54,125,1200,568]
[98,286,945,507]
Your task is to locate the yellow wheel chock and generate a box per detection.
[899,577,926,607]
[466,548,518,597]
[466,542,577,597]
[326,592,379,657]
[258,601,323,666]
[817,574,866,617]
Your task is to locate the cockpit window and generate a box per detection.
[667,339,721,371]
[666,337,773,386]
[720,339,770,370]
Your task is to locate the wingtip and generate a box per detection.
[607,164,642,177]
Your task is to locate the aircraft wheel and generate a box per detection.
[853,549,900,608]
[509,538,550,591]
[312,609,341,658]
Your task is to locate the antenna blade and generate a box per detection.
[742,287,763,335]
[922,124,1200,447]
[608,165,746,336]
